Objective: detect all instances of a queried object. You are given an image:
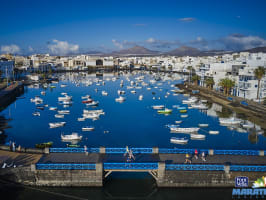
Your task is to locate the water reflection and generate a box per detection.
[1,71,265,149]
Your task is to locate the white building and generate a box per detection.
[237,66,266,100]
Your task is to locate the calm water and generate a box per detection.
[1,71,265,150]
[0,173,233,200]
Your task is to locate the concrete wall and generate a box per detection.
[34,169,102,186]
[157,171,266,187]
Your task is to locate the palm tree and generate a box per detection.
[191,75,200,86]
[205,77,215,89]
[219,78,235,96]
[187,66,193,83]
[254,66,265,100]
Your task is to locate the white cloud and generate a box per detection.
[219,34,266,50]
[47,40,79,55]
[112,39,123,49]
[1,44,20,54]
[146,38,155,43]
[178,17,196,22]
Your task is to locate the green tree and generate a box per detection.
[191,75,200,85]
[187,66,193,83]
[205,77,215,89]
[254,66,265,99]
[219,78,235,96]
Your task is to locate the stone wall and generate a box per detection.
[34,169,102,186]
[157,171,266,187]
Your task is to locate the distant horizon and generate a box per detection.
[1,0,266,55]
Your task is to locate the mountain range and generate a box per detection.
[100,45,266,57]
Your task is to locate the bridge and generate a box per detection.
[1,147,266,187]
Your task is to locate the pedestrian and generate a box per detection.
[18,145,21,152]
[201,152,206,162]
[184,153,191,164]
[84,145,87,154]
[194,149,198,160]
[12,142,16,152]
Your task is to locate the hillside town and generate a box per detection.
[0,50,266,101]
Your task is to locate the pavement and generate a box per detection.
[36,152,266,166]
[0,150,42,167]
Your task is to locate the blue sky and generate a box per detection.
[1,0,266,55]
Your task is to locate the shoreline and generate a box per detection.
[176,83,266,130]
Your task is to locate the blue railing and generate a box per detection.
[105,148,153,154]
[230,165,266,172]
[49,148,99,153]
[227,97,233,101]
[36,163,96,170]
[240,101,248,106]
[166,164,224,171]
[103,162,158,170]
[213,150,259,156]
[159,148,208,154]
[48,147,262,156]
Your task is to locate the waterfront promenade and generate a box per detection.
[0,146,265,187]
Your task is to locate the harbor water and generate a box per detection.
[0,71,265,149]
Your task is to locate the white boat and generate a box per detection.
[32,112,40,116]
[77,117,86,121]
[82,126,94,131]
[61,133,82,141]
[219,117,241,125]
[175,121,182,124]
[61,92,68,96]
[58,95,72,101]
[49,122,66,128]
[138,95,143,100]
[170,127,200,133]
[181,114,188,118]
[30,97,43,103]
[190,133,206,140]
[41,91,46,95]
[60,84,67,88]
[131,90,136,94]
[55,114,64,118]
[115,96,126,102]
[83,109,104,115]
[82,113,100,119]
[198,124,209,127]
[147,87,151,90]
[242,124,253,128]
[152,105,164,110]
[170,137,188,145]
[182,97,198,104]
[58,110,70,114]
[191,104,208,109]
[81,95,91,99]
[209,130,219,135]
[102,91,108,96]
[86,101,99,106]
[49,107,57,111]
[61,100,73,105]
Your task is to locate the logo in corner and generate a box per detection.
[252,176,266,188]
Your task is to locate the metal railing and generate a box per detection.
[213,150,259,156]
[230,165,266,172]
[166,164,225,171]
[103,162,158,170]
[47,147,262,156]
[105,147,153,154]
[36,163,96,170]
[159,148,208,154]
[49,148,99,153]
